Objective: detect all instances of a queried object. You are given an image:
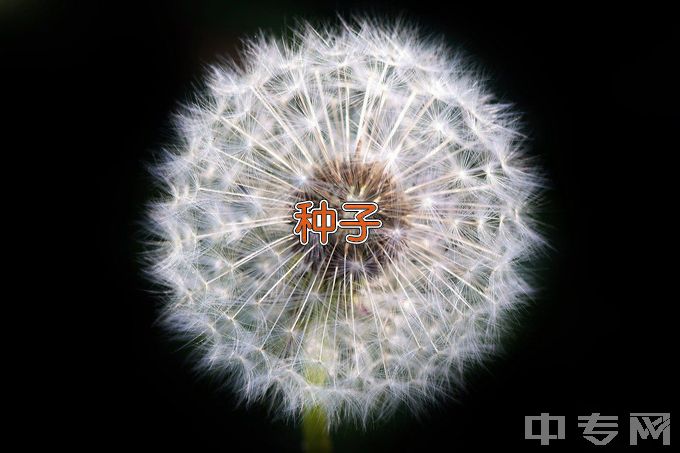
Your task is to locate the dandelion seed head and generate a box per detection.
[146,19,543,426]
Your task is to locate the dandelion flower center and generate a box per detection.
[294,157,412,280]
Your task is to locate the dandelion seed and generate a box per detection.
[145,19,544,427]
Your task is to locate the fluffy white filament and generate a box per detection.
[146,20,543,426]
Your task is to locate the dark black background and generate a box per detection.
[4,1,675,451]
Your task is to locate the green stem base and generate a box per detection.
[302,405,332,453]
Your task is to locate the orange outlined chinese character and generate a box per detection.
[293,201,314,245]
[338,202,382,244]
[293,199,338,245]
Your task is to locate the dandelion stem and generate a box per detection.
[302,404,332,453]
[302,365,332,453]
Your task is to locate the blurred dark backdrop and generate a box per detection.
[3,1,675,451]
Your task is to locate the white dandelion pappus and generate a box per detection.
[146,20,543,426]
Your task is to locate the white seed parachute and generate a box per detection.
[146,19,543,426]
